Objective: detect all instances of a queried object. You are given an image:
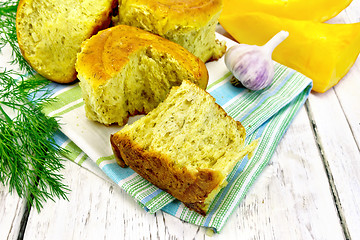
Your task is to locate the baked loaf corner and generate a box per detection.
[116,0,227,63]
[110,80,257,215]
[16,0,117,83]
[76,25,209,126]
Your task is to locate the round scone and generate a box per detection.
[116,0,226,63]
[75,25,209,126]
[16,0,117,83]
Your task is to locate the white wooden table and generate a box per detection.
[1,2,360,239]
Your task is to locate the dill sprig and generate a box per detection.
[0,1,70,211]
[0,71,70,211]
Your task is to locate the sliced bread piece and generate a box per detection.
[76,25,208,126]
[116,0,227,63]
[16,0,117,83]
[110,80,257,215]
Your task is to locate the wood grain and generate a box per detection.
[218,106,346,239]
[21,160,206,240]
[306,4,360,240]
[1,0,360,239]
[0,185,27,240]
[21,104,349,240]
[307,76,360,240]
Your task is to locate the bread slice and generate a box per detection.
[16,0,117,83]
[116,0,227,63]
[110,80,257,215]
[76,25,209,126]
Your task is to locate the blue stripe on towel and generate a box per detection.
[208,81,246,106]
[102,163,135,184]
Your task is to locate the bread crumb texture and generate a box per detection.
[111,80,257,215]
[16,0,116,83]
[116,0,227,62]
[76,25,208,126]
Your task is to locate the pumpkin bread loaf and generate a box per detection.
[16,0,117,83]
[110,80,257,215]
[76,25,208,126]
[116,0,227,62]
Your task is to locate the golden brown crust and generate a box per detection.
[109,80,250,215]
[110,134,127,168]
[76,24,209,90]
[117,0,225,63]
[119,0,222,30]
[110,132,224,215]
[16,0,117,83]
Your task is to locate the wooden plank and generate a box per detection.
[0,185,27,240]
[333,0,360,149]
[343,0,360,23]
[21,106,348,240]
[334,58,360,150]
[215,106,345,239]
[22,160,205,240]
[0,42,32,240]
[305,2,360,239]
[307,87,360,240]
[214,3,360,238]
[7,2,360,239]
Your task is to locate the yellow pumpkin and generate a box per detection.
[221,0,353,22]
[219,13,360,93]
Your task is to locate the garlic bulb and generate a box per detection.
[225,31,289,90]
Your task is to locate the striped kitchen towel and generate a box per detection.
[42,34,312,232]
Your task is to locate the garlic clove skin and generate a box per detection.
[225,31,289,91]
[226,45,274,90]
[224,44,247,72]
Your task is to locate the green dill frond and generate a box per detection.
[0,0,18,19]
[0,1,70,211]
[0,71,70,211]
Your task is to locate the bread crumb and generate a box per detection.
[206,228,216,237]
